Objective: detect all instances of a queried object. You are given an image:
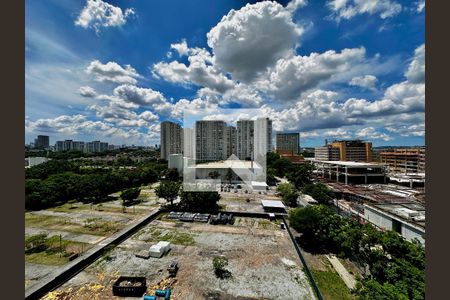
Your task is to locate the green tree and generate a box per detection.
[162,168,180,181]
[273,157,293,177]
[355,279,409,300]
[302,183,335,205]
[179,191,221,211]
[266,168,279,186]
[266,152,281,168]
[286,163,313,188]
[276,183,298,207]
[155,181,181,206]
[121,187,141,206]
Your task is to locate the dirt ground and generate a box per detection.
[218,190,282,213]
[25,184,161,293]
[45,217,315,300]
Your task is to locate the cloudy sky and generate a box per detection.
[25,0,425,147]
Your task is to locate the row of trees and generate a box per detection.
[26,148,160,160]
[276,182,335,207]
[289,205,425,299]
[266,152,313,188]
[25,160,165,210]
[155,169,221,211]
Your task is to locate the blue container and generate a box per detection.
[155,289,167,297]
[164,288,172,300]
[143,295,156,300]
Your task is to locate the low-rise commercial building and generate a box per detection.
[379,148,426,173]
[276,149,306,164]
[315,139,373,162]
[313,160,386,184]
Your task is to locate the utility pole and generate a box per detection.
[59,234,62,258]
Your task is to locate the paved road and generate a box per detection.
[326,254,356,290]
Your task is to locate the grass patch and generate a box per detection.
[141,228,196,246]
[25,235,90,266]
[310,267,356,300]
[25,213,122,236]
[258,219,279,230]
[26,214,70,228]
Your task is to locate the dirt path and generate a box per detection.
[326,254,356,289]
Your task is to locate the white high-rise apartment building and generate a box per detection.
[195,120,227,162]
[254,117,272,158]
[160,121,183,160]
[237,120,254,160]
[183,127,195,158]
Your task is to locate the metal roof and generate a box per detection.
[261,200,286,208]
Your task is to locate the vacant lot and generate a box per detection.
[46,217,315,300]
[219,190,282,213]
[25,184,161,293]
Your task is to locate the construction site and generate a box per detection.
[321,181,426,245]
[42,215,315,300]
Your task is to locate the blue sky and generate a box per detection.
[25,0,425,147]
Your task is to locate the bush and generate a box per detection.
[212,256,231,279]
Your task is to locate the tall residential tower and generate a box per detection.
[160,121,183,160]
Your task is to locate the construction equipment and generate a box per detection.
[167,261,179,277]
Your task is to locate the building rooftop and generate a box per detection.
[312,160,383,168]
[370,203,426,229]
[261,200,286,209]
[192,160,263,169]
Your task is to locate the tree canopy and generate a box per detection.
[179,191,221,211]
[289,205,425,300]
[155,181,181,206]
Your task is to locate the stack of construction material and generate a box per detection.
[194,213,210,222]
[166,211,183,219]
[149,241,171,258]
[179,212,196,221]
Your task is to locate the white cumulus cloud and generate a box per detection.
[207,1,303,82]
[86,60,141,85]
[75,0,135,34]
[349,75,378,90]
[405,44,425,84]
[78,86,97,97]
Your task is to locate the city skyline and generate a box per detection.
[26,0,424,147]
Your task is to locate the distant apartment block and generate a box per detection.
[86,141,108,153]
[276,133,300,155]
[315,139,372,162]
[254,117,273,158]
[237,120,254,160]
[55,140,108,153]
[380,148,426,174]
[160,121,183,160]
[183,127,195,159]
[195,120,228,162]
[162,117,272,163]
[34,135,49,149]
[226,125,237,158]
